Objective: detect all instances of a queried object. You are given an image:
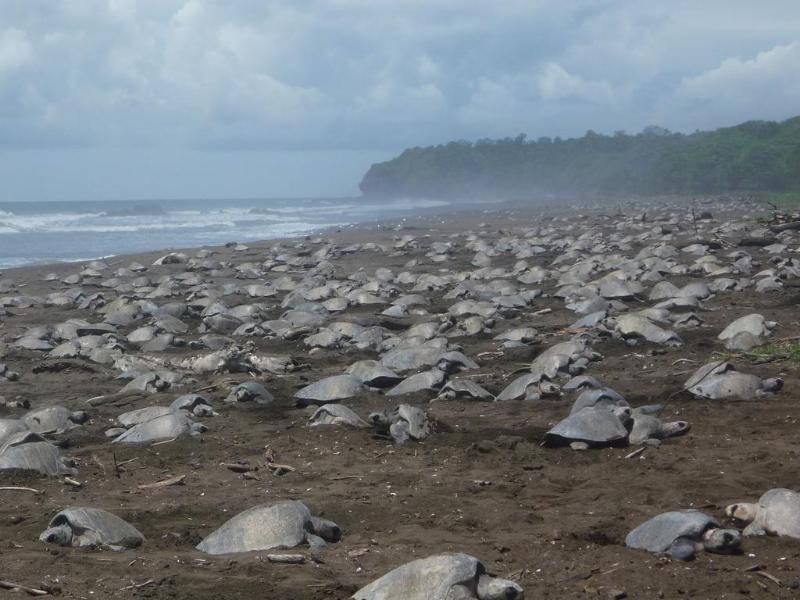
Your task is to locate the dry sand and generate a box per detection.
[0,200,799,599]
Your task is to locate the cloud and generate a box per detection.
[663,42,800,128]
[0,0,799,198]
[0,28,34,71]
[536,63,616,103]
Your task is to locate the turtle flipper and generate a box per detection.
[743,522,767,537]
[305,532,327,552]
[667,536,697,561]
[389,421,411,445]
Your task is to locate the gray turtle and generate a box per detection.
[625,510,741,560]
[718,313,775,346]
[294,374,365,407]
[346,360,403,389]
[119,372,170,394]
[543,406,632,450]
[196,500,340,555]
[170,394,216,417]
[23,406,89,434]
[496,373,560,401]
[369,404,431,444]
[726,488,800,539]
[352,552,523,600]
[112,412,206,444]
[437,379,494,401]
[40,507,144,550]
[0,431,77,476]
[386,369,447,397]
[307,404,368,428]
[611,314,682,347]
[685,362,783,401]
[568,388,627,415]
[224,381,273,405]
[115,405,173,428]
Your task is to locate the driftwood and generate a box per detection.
[138,474,186,489]
[770,221,800,233]
[0,486,42,494]
[0,580,49,596]
[738,237,777,247]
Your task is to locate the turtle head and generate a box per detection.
[71,410,89,425]
[235,386,252,402]
[477,574,524,600]
[189,423,208,437]
[309,516,341,543]
[702,527,741,554]
[762,378,784,392]
[368,410,391,432]
[39,524,73,547]
[613,406,633,428]
[725,502,758,524]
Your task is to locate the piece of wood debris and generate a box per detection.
[138,474,186,490]
[267,553,305,564]
[63,477,82,488]
[757,571,782,586]
[0,579,49,596]
[120,579,154,591]
[0,486,41,494]
[624,447,646,460]
[267,463,296,475]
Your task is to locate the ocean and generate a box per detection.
[0,197,449,269]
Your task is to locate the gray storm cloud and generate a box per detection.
[0,0,798,200]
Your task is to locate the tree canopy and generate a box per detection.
[359,117,800,200]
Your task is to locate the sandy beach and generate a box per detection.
[1,197,799,599]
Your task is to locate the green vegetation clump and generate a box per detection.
[360,117,800,200]
[713,341,800,364]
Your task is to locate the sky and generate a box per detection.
[1,0,799,201]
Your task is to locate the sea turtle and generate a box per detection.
[224,381,274,405]
[386,369,447,397]
[726,488,800,539]
[294,375,365,407]
[625,510,741,560]
[568,388,627,414]
[346,360,403,389]
[610,314,682,346]
[0,431,77,476]
[307,404,368,428]
[119,372,170,394]
[23,406,89,435]
[112,412,206,444]
[718,313,775,347]
[437,379,494,401]
[628,413,690,446]
[170,394,216,417]
[496,373,560,401]
[685,361,783,401]
[0,363,20,381]
[369,404,431,444]
[39,507,144,550]
[196,500,340,555]
[352,552,523,600]
[543,406,632,450]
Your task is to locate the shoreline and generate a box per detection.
[0,194,793,599]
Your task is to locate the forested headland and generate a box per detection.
[359,117,800,201]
